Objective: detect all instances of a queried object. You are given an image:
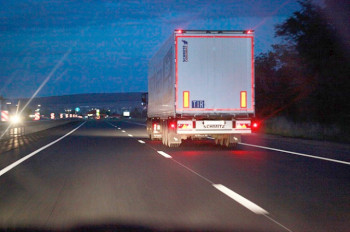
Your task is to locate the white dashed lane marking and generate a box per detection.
[213,184,268,215]
[157,151,172,158]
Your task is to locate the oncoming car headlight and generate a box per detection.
[10,115,22,124]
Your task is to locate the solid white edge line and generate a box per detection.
[213,184,268,215]
[264,214,293,232]
[0,121,86,177]
[157,151,172,158]
[128,134,133,137]
[138,140,145,144]
[239,142,350,165]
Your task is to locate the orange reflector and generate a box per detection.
[240,91,247,108]
[183,91,189,108]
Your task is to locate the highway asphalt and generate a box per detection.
[0,119,349,232]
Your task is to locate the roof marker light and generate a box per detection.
[176,29,183,34]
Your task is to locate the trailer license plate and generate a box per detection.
[192,100,204,108]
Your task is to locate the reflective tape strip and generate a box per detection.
[183,91,189,108]
[1,111,9,121]
[240,91,247,108]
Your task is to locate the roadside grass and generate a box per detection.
[263,117,349,143]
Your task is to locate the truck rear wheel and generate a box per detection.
[161,127,165,144]
[224,137,230,147]
[228,142,238,148]
[167,133,180,147]
[164,120,181,147]
[214,135,239,148]
[167,131,174,147]
[162,121,168,145]
[226,135,241,148]
[225,138,238,148]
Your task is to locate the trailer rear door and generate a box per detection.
[175,32,254,114]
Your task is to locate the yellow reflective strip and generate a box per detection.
[241,91,247,108]
[183,91,189,108]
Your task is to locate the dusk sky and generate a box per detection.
[0,0,304,98]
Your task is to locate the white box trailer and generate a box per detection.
[147,30,255,147]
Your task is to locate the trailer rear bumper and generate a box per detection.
[177,129,251,135]
[176,119,252,134]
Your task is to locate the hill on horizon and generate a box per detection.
[16,92,144,105]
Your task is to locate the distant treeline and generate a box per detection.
[255,0,349,130]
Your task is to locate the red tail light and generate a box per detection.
[253,122,258,128]
[170,123,175,128]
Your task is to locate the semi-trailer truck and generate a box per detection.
[147,30,255,147]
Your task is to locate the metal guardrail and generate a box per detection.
[0,119,79,140]
[0,123,23,139]
[8,126,25,137]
